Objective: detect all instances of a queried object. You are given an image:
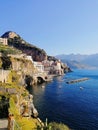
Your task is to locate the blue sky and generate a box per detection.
[0,0,98,55]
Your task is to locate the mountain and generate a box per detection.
[81,54,98,67]
[56,54,89,61]
[56,54,98,69]
[61,59,90,69]
[1,31,47,61]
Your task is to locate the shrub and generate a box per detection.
[48,122,69,130]
[1,53,12,70]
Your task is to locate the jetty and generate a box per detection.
[66,77,89,84]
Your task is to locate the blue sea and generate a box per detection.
[28,69,98,130]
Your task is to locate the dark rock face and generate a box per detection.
[0,96,9,118]
[48,55,58,61]
[2,31,47,62]
[1,31,19,38]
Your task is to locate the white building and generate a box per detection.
[25,55,33,63]
[33,62,44,72]
[0,38,8,45]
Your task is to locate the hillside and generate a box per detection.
[0,31,72,74]
[0,44,22,54]
[1,31,47,61]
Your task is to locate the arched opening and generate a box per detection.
[25,75,33,86]
[37,77,44,84]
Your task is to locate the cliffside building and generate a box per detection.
[0,38,8,45]
[42,60,64,75]
[34,62,44,72]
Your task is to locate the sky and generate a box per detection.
[0,0,98,56]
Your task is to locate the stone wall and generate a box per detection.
[0,69,10,83]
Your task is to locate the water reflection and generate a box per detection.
[26,83,47,110]
[26,83,46,98]
[26,70,98,130]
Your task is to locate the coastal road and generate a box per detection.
[0,119,8,130]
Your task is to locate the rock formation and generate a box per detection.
[1,31,47,62]
[1,31,71,73]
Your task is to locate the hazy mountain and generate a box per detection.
[60,59,91,69]
[56,54,98,69]
[81,54,98,67]
[56,54,89,61]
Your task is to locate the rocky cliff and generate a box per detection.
[0,54,39,85]
[1,31,47,61]
[1,31,71,72]
[48,55,72,73]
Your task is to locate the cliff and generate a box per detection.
[1,31,71,73]
[0,53,39,85]
[0,31,70,130]
[1,31,47,61]
[48,55,72,73]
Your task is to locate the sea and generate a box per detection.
[27,69,98,130]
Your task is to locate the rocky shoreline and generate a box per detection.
[0,31,71,129]
[0,82,44,129]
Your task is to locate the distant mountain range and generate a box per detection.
[56,54,98,69]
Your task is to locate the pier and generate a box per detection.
[66,77,89,84]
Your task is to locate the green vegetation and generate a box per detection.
[48,122,69,130]
[8,36,46,53]
[0,58,2,68]
[9,97,19,116]
[36,119,70,130]
[16,118,39,130]
[0,44,22,54]
[1,53,12,69]
[7,70,20,84]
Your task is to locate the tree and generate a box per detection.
[1,53,12,70]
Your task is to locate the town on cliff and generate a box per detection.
[0,31,70,130]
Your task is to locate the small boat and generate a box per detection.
[80,87,84,90]
[41,85,45,89]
